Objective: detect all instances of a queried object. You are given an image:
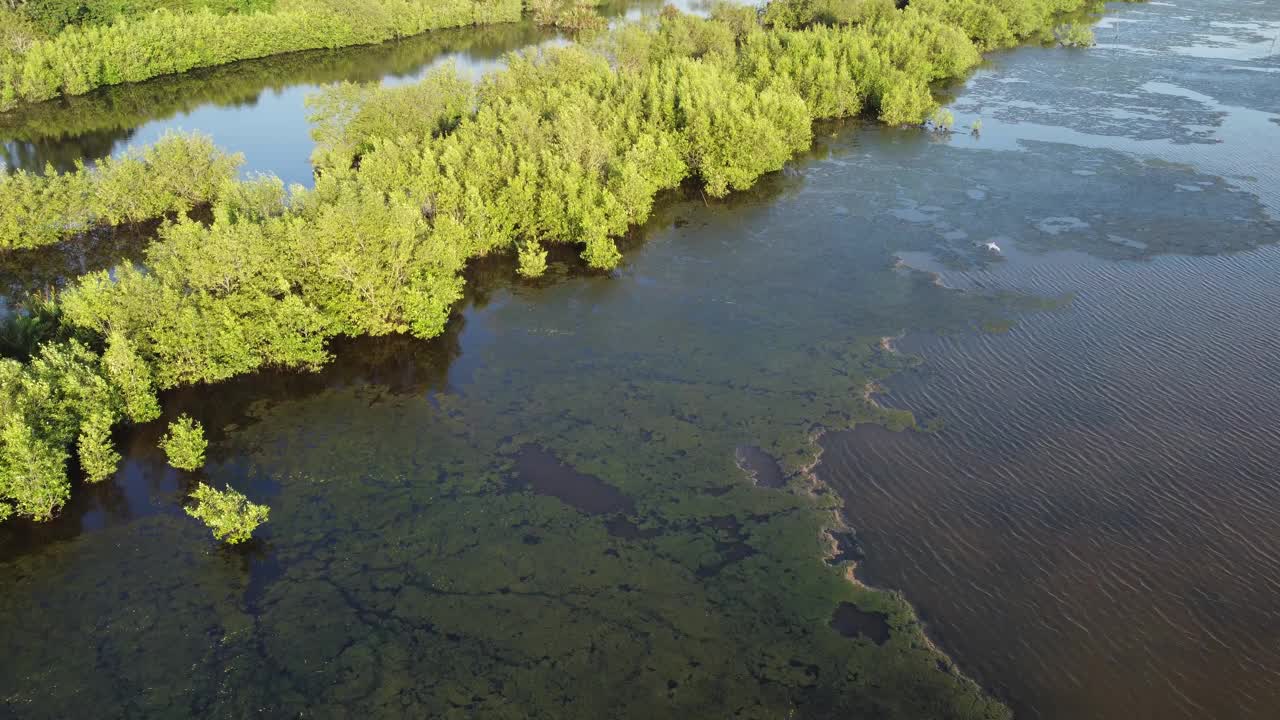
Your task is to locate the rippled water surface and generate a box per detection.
[1,0,1279,718]
[821,1,1280,718]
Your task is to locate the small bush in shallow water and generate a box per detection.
[1055,21,1096,47]
[528,0,606,31]
[929,107,955,132]
[517,240,550,278]
[161,415,207,471]
[185,482,269,543]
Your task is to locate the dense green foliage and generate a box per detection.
[0,2,1104,524]
[0,334,157,520]
[764,0,1107,51]
[13,0,275,35]
[762,0,898,30]
[0,0,522,109]
[909,0,1103,50]
[0,20,554,174]
[160,414,207,470]
[0,133,241,250]
[306,64,474,170]
[529,0,606,30]
[184,481,269,543]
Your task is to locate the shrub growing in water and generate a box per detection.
[929,107,955,131]
[1055,21,1095,47]
[185,482,269,543]
[0,339,145,520]
[517,240,550,278]
[528,0,606,31]
[161,415,207,471]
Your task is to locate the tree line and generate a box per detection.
[0,0,1112,535]
[0,0,523,110]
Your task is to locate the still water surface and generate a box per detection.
[1,0,1279,718]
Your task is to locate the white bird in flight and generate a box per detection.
[983,241,1001,253]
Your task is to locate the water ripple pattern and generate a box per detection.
[821,1,1280,717]
[946,0,1280,217]
[824,245,1280,719]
